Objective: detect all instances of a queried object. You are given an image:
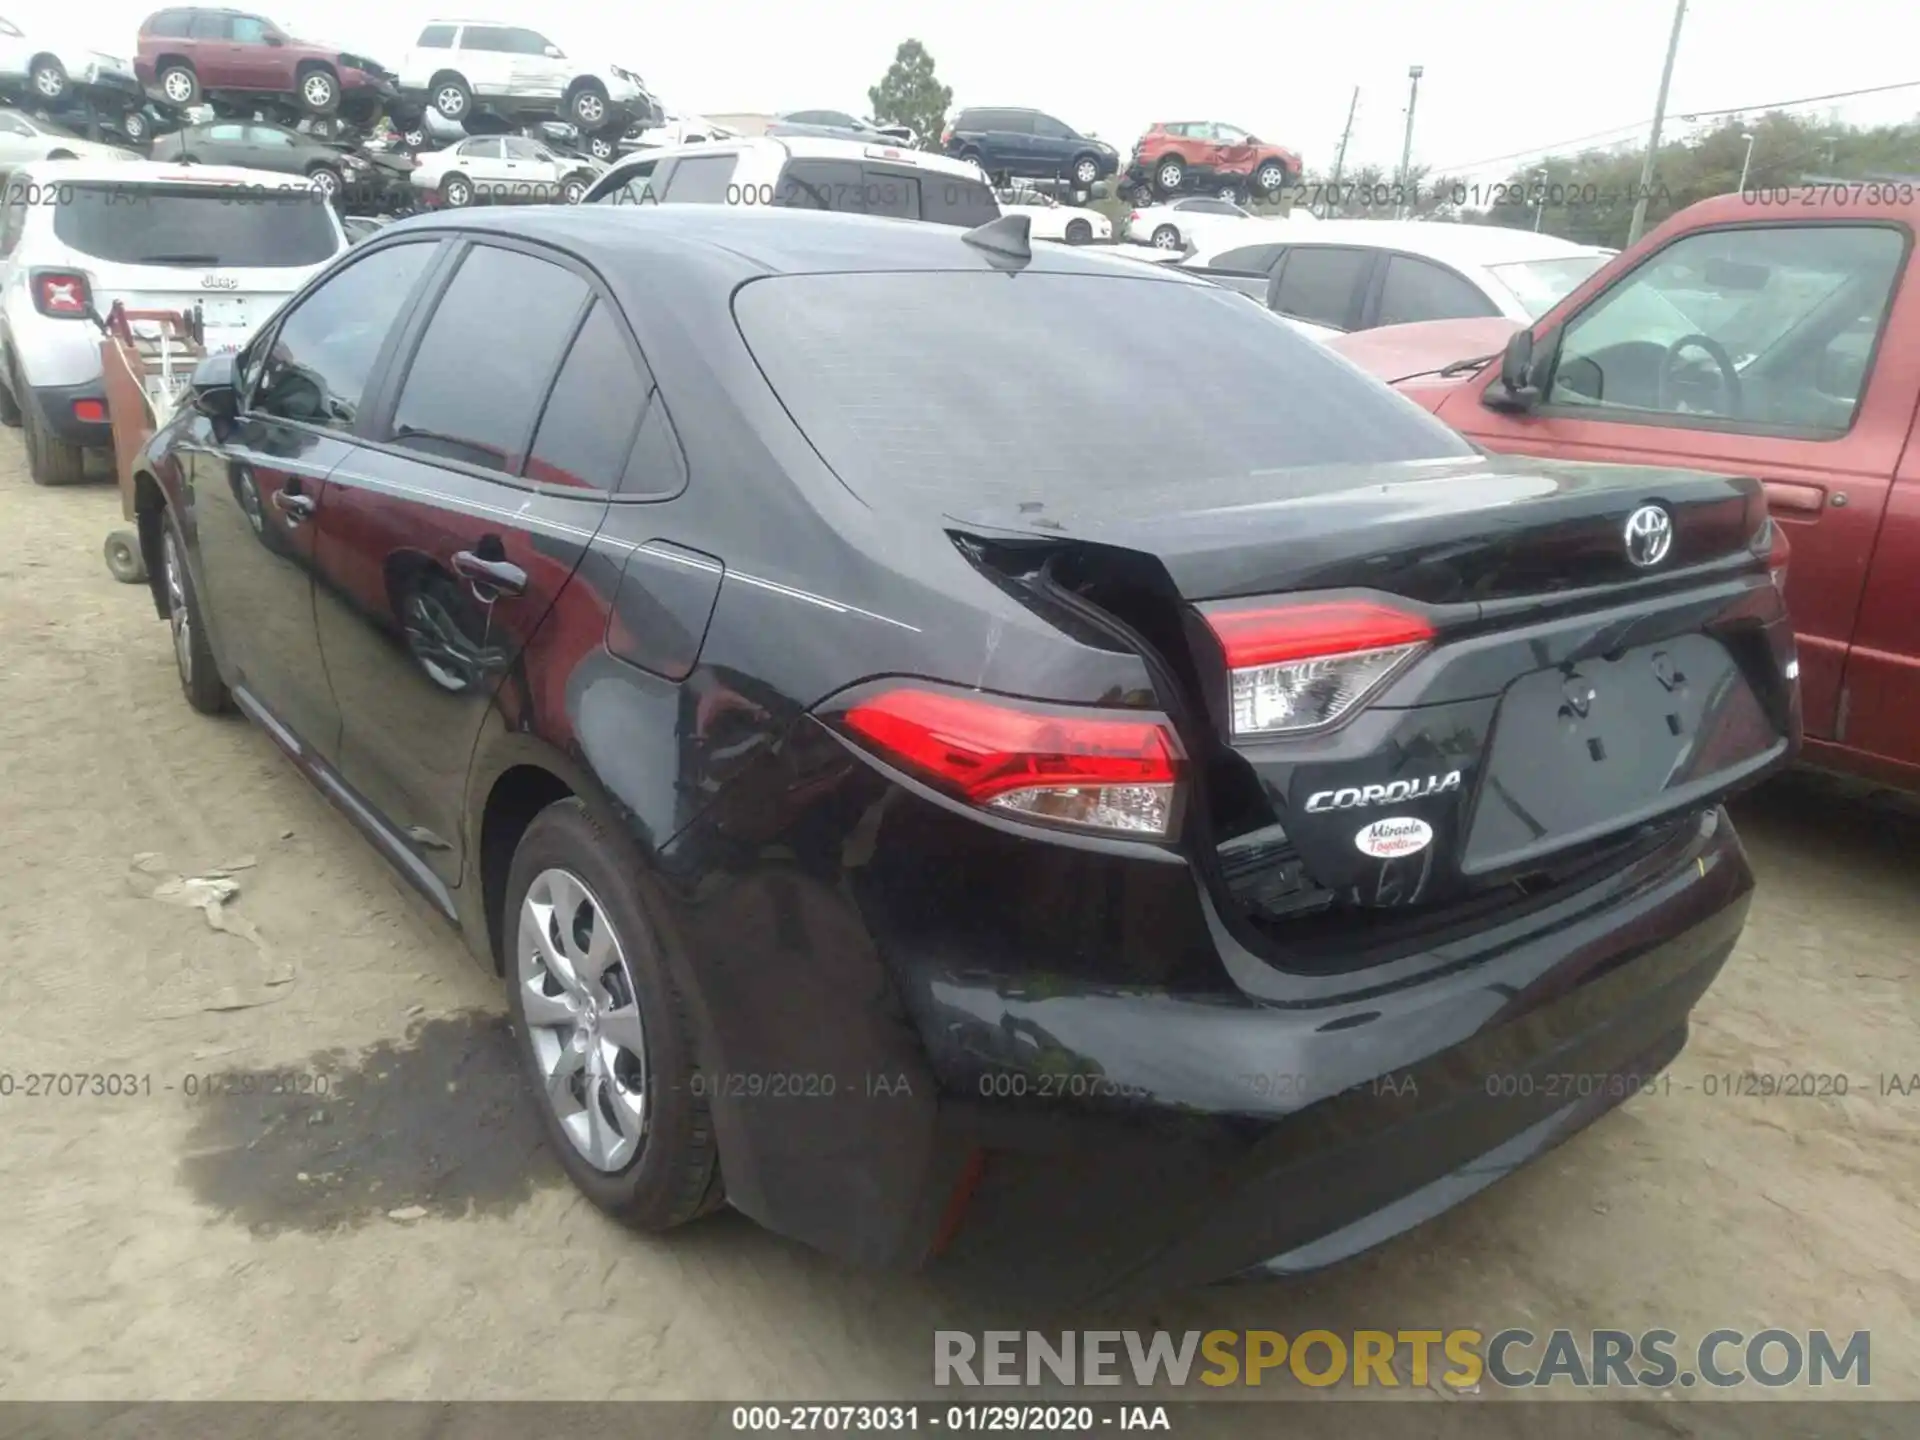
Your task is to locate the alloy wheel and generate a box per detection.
[1074,159,1097,186]
[163,70,194,104]
[575,92,605,125]
[303,73,335,109]
[164,529,192,686]
[32,64,64,100]
[518,868,649,1173]
[435,86,465,118]
[1257,163,1286,192]
[1152,225,1180,250]
[1158,163,1182,191]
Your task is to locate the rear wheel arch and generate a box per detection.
[135,470,170,620]
[479,763,576,972]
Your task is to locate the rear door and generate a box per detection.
[310,237,615,890]
[193,236,443,756]
[1844,404,1920,773]
[453,25,512,93]
[1441,219,1915,742]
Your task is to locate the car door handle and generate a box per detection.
[452,549,528,597]
[272,489,316,518]
[1762,480,1826,515]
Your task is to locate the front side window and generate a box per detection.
[1375,255,1501,327]
[1031,115,1074,140]
[387,244,590,475]
[1211,242,1285,274]
[1547,224,1906,434]
[595,159,659,205]
[659,154,736,203]
[230,15,270,44]
[248,242,437,431]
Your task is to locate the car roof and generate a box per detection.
[1214,219,1605,266]
[11,158,321,188]
[594,134,987,184]
[376,205,1207,286]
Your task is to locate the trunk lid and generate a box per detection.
[951,453,1796,972]
[948,452,1767,607]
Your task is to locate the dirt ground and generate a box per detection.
[0,433,1915,1414]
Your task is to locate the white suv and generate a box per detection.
[0,14,141,108]
[0,159,346,485]
[396,20,650,137]
[584,135,1000,228]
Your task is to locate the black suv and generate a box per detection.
[941,106,1118,188]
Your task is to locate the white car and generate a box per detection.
[0,15,139,108]
[1180,220,1614,337]
[0,159,346,484]
[396,20,651,136]
[412,133,602,208]
[0,109,135,165]
[621,113,740,152]
[997,186,1111,245]
[1123,195,1277,253]
[585,134,999,229]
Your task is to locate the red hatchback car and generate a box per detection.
[136,7,396,123]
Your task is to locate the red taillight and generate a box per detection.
[1203,599,1435,738]
[940,128,952,146]
[32,270,91,317]
[838,685,1183,838]
[1129,209,1141,222]
[71,398,106,423]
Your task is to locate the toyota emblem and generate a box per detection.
[1624,504,1673,568]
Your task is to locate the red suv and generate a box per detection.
[1127,121,1300,201]
[136,7,396,124]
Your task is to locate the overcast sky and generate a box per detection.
[20,0,1920,178]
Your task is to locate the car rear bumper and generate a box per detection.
[29,380,111,446]
[658,736,1755,1302]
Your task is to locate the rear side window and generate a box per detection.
[525,301,653,492]
[660,155,736,203]
[1271,246,1370,329]
[146,10,194,37]
[772,160,995,227]
[52,184,339,267]
[417,24,455,47]
[732,271,1472,507]
[388,244,589,476]
[917,171,997,227]
[248,241,437,431]
[1211,242,1284,274]
[1376,254,1501,326]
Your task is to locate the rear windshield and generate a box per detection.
[734,270,1473,505]
[51,184,339,267]
[773,159,997,228]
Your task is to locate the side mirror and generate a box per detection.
[544,44,563,58]
[263,33,285,47]
[190,351,237,417]
[1489,327,1552,412]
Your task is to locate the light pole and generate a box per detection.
[1738,131,1756,192]
[1627,0,1689,246]
[1396,65,1423,218]
[1533,168,1550,231]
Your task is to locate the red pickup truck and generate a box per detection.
[1328,187,1920,790]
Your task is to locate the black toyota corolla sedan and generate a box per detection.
[131,204,1800,1300]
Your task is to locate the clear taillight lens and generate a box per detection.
[1205,600,1435,739]
[834,685,1184,838]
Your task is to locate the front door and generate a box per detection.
[311,238,614,889]
[189,238,442,751]
[1440,220,1915,742]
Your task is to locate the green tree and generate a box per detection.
[868,40,952,146]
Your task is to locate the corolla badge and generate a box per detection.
[201,274,239,290]
[1305,770,1461,813]
[1355,817,1434,859]
[1625,504,1673,568]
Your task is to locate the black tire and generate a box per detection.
[1065,218,1092,244]
[29,55,67,103]
[158,63,200,108]
[0,363,20,428]
[568,82,610,130]
[160,506,230,715]
[121,109,149,144]
[1150,223,1181,251]
[440,173,473,208]
[105,529,147,585]
[1154,157,1185,195]
[964,148,994,182]
[1254,158,1292,196]
[307,164,343,202]
[297,66,340,115]
[430,74,471,122]
[503,797,724,1229]
[20,366,85,485]
[560,175,587,205]
[1070,154,1100,188]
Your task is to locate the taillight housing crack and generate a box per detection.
[1198,597,1436,740]
[825,681,1187,841]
